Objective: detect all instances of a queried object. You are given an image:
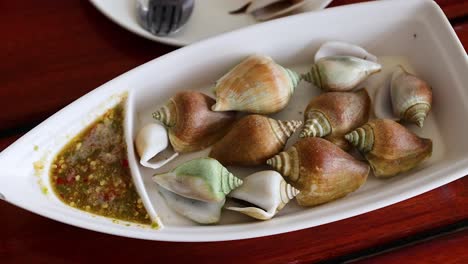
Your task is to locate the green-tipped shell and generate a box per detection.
[302,56,382,92]
[299,111,331,138]
[212,55,300,114]
[153,158,242,203]
[391,66,432,128]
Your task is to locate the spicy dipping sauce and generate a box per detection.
[50,101,151,225]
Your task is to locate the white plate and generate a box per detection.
[89,0,333,46]
[1,0,468,242]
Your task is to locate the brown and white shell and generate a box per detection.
[153,91,236,153]
[345,119,433,178]
[267,137,369,207]
[299,89,370,150]
[212,55,300,114]
[391,66,432,127]
[209,114,302,166]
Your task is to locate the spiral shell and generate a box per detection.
[302,56,382,92]
[227,170,299,220]
[153,158,243,203]
[315,41,378,63]
[134,123,179,169]
[391,66,432,127]
[345,119,433,178]
[299,90,370,150]
[211,55,300,114]
[267,137,369,206]
[152,91,236,153]
[231,0,312,21]
[209,115,302,166]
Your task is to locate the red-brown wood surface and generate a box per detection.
[1,1,467,263]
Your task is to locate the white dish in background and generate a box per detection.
[1,0,468,242]
[89,0,333,46]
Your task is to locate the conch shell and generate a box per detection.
[153,91,236,153]
[391,66,432,127]
[212,55,300,114]
[267,137,369,206]
[153,158,243,224]
[315,41,377,63]
[227,170,299,220]
[345,119,433,178]
[302,56,382,92]
[209,115,302,166]
[299,89,370,150]
[134,123,179,169]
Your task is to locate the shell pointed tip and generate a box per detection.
[299,131,307,138]
[344,133,352,142]
[266,158,273,166]
[152,111,161,121]
[416,119,424,128]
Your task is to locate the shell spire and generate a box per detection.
[299,111,331,138]
[274,119,303,142]
[279,180,300,207]
[152,101,177,127]
[266,148,298,181]
[344,125,374,153]
[220,168,243,195]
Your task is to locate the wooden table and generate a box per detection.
[1,1,467,263]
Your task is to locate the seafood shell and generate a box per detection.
[158,188,224,224]
[227,170,299,220]
[153,158,243,203]
[209,115,302,166]
[302,56,382,92]
[391,66,432,127]
[212,55,300,114]
[345,119,433,178]
[299,90,370,150]
[315,41,377,62]
[267,137,369,206]
[134,123,178,169]
[153,91,236,153]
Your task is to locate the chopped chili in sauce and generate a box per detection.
[50,101,151,225]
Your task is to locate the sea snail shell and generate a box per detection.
[209,114,302,166]
[345,119,433,178]
[227,170,299,220]
[267,137,369,207]
[315,41,378,63]
[152,91,236,153]
[302,56,382,92]
[299,89,370,150]
[391,66,432,128]
[135,123,179,169]
[211,55,301,114]
[153,158,243,224]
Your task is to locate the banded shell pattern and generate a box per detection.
[153,91,236,153]
[212,55,300,114]
[209,115,302,166]
[227,170,300,220]
[267,137,369,206]
[345,119,433,177]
